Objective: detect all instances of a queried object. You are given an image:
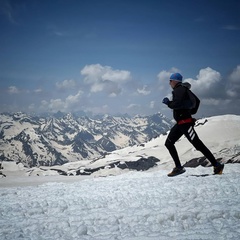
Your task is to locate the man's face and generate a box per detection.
[169,80,178,89]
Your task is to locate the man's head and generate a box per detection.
[169,73,183,89]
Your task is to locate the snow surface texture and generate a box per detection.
[1,164,240,240]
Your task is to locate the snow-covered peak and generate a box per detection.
[0,112,172,167]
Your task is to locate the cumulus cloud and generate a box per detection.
[40,91,83,112]
[157,66,239,110]
[184,67,221,97]
[226,65,240,98]
[65,91,83,106]
[56,79,76,90]
[81,64,131,95]
[137,85,151,95]
[157,67,181,91]
[157,67,221,98]
[3,64,240,116]
[156,66,240,116]
[157,67,181,81]
[157,70,172,82]
[229,65,240,83]
[48,99,65,111]
[173,66,238,104]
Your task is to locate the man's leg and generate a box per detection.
[180,124,218,166]
[165,124,183,168]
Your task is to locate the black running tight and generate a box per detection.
[165,123,218,168]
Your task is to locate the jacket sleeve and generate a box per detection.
[167,86,187,109]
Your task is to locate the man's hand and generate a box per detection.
[162,97,169,105]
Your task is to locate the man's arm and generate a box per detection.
[168,87,186,109]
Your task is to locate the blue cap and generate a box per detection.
[170,73,183,82]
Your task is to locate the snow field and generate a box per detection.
[1,164,240,240]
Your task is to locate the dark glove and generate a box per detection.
[162,97,169,105]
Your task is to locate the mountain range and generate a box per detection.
[0,112,172,167]
[1,114,240,180]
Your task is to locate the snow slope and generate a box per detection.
[0,165,240,240]
[71,114,240,175]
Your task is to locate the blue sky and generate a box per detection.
[0,0,240,118]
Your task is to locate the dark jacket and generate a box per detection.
[167,82,192,122]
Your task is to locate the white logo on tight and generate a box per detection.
[188,126,195,141]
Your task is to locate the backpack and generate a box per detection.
[181,83,200,115]
[186,88,200,115]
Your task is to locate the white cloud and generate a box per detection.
[156,66,236,113]
[157,67,181,82]
[81,64,131,95]
[81,64,103,83]
[226,65,240,98]
[40,91,83,112]
[157,67,221,97]
[137,85,151,95]
[4,64,239,117]
[49,99,65,111]
[102,69,130,82]
[109,93,117,98]
[157,70,170,82]
[8,86,19,94]
[56,79,76,90]
[90,81,105,93]
[65,91,83,106]
[34,88,43,93]
[40,100,48,107]
[157,67,181,91]
[229,65,240,83]
[127,103,140,109]
[184,67,221,96]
